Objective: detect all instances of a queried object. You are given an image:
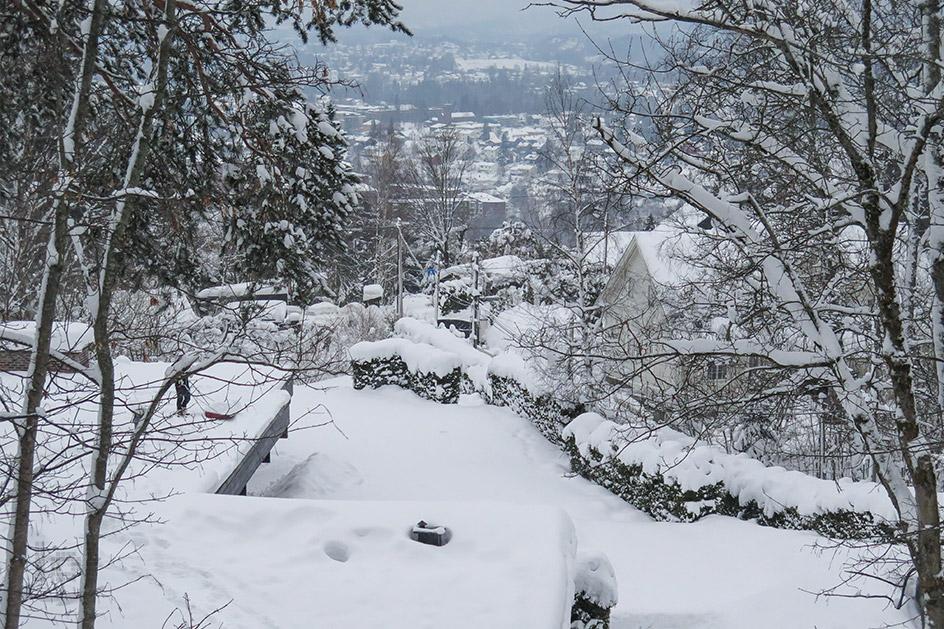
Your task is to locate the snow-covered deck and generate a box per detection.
[102,496,577,629]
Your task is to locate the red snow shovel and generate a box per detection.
[188,383,236,420]
[204,410,235,420]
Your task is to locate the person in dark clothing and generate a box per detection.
[175,357,191,414]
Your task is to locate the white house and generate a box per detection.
[595,226,703,397]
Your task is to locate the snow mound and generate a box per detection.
[574,551,618,609]
[350,338,462,378]
[261,453,363,498]
[107,495,578,629]
[394,317,489,366]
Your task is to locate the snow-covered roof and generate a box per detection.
[616,227,699,287]
[584,231,637,267]
[633,228,692,285]
[0,321,93,353]
[196,282,288,301]
[467,192,506,204]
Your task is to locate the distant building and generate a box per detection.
[0,321,94,374]
[465,192,508,241]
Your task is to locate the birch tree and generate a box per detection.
[406,129,473,267]
[2,0,408,626]
[0,0,109,623]
[550,0,944,622]
[515,69,626,411]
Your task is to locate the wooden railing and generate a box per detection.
[215,379,292,496]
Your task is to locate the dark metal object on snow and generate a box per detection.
[410,520,452,546]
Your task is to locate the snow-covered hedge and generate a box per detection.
[394,317,491,392]
[486,353,575,445]
[350,339,463,404]
[563,413,896,540]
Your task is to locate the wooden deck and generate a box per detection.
[215,379,291,496]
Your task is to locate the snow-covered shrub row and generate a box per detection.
[350,339,463,404]
[486,353,574,444]
[488,374,571,444]
[390,319,577,443]
[563,413,896,539]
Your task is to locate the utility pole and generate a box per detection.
[471,252,480,347]
[433,253,441,323]
[396,218,404,319]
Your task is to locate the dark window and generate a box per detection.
[707,362,727,381]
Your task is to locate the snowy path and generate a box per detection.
[249,378,911,629]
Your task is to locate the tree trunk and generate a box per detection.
[869,221,944,628]
[3,205,68,629]
[2,0,107,625]
[78,2,176,625]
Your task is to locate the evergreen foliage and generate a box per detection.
[486,374,573,445]
[352,355,462,404]
[224,101,357,304]
[570,595,611,629]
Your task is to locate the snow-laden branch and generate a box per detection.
[594,117,918,525]
[657,338,829,368]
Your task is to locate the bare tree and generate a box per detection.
[356,128,408,298]
[513,69,630,411]
[406,128,473,267]
[549,0,944,623]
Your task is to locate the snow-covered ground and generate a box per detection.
[102,495,577,629]
[241,379,912,629]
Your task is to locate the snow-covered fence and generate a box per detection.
[215,380,292,496]
[350,339,463,404]
[563,412,896,540]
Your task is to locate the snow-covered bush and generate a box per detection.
[350,338,463,404]
[563,413,895,540]
[438,277,474,316]
[571,552,617,629]
[331,303,393,347]
[483,221,537,259]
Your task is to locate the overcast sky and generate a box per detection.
[399,0,560,31]
[354,0,637,41]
